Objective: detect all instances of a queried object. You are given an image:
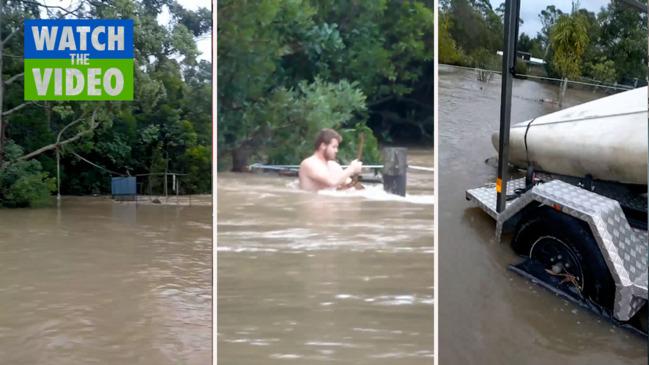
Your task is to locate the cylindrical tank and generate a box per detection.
[492,86,648,185]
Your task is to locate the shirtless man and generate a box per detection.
[299,128,363,191]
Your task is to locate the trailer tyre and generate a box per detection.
[512,207,616,310]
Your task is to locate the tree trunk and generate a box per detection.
[231,147,251,172]
[559,77,568,108]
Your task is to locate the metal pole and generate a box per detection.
[496,0,520,213]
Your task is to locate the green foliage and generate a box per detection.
[586,57,617,84]
[439,13,466,65]
[3,171,55,208]
[441,1,647,86]
[263,78,368,165]
[0,142,55,208]
[337,124,381,165]
[518,33,544,59]
[596,3,648,82]
[0,0,212,200]
[538,5,564,52]
[439,0,503,70]
[468,48,500,70]
[514,60,528,75]
[218,0,433,171]
[446,0,502,57]
[180,145,211,193]
[550,13,589,79]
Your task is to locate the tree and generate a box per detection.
[597,2,647,83]
[0,0,212,206]
[442,0,647,89]
[447,0,501,56]
[586,56,616,84]
[550,12,589,106]
[518,33,544,59]
[439,13,465,65]
[538,5,564,56]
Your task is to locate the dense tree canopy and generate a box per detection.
[550,12,589,80]
[0,0,211,207]
[439,0,647,86]
[217,0,433,171]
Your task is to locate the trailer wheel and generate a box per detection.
[512,207,616,309]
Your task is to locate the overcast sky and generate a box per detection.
[157,0,211,61]
[489,0,612,36]
[41,0,212,61]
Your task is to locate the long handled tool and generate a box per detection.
[338,132,365,190]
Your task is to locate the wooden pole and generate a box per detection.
[338,132,365,190]
[56,147,61,202]
[164,172,168,201]
[382,147,407,196]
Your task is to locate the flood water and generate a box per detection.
[217,150,434,364]
[438,64,646,364]
[0,197,212,364]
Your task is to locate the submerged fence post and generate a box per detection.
[56,148,61,204]
[382,147,407,197]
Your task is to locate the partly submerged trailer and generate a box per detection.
[466,0,648,334]
[467,173,647,331]
[493,86,648,185]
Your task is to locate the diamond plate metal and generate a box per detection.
[465,178,527,219]
[467,179,648,321]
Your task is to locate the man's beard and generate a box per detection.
[325,151,336,161]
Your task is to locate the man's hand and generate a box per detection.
[349,159,363,174]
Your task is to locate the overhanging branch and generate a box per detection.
[2,101,34,117]
[21,0,86,17]
[16,109,99,162]
[4,72,24,86]
[1,28,20,46]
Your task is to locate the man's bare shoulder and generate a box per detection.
[327,160,342,168]
[300,155,317,170]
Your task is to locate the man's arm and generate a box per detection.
[328,161,352,186]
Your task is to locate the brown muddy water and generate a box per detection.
[0,196,212,364]
[218,150,434,364]
[439,64,646,364]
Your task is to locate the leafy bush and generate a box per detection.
[0,141,55,208]
[259,77,376,166]
[586,57,616,84]
[469,48,500,71]
[181,145,211,193]
[514,60,528,76]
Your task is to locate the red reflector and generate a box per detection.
[552,204,561,211]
